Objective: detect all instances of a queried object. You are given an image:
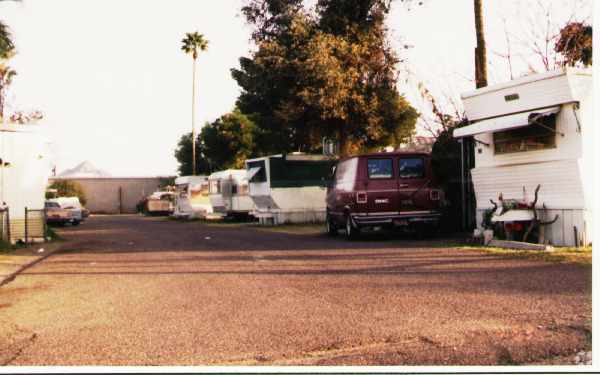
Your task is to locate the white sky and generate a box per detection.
[0,0,593,176]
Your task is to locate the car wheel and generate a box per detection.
[326,213,337,236]
[72,220,81,226]
[345,214,359,240]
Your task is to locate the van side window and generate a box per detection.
[367,159,393,179]
[399,158,424,179]
[334,158,358,191]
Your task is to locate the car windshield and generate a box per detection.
[45,202,60,208]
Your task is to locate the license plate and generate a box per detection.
[393,219,409,226]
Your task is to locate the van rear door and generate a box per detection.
[363,157,397,215]
[396,156,431,214]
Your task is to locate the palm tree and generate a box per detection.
[473,0,487,88]
[0,21,14,59]
[181,32,208,175]
[0,20,15,121]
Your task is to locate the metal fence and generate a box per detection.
[0,207,10,243]
[0,207,47,244]
[24,207,47,244]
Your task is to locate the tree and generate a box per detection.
[0,21,14,59]
[200,109,258,170]
[555,22,592,67]
[173,132,211,176]
[46,180,87,206]
[180,32,208,175]
[174,109,258,174]
[233,0,417,156]
[0,20,15,121]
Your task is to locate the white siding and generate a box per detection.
[471,160,584,210]
[463,74,573,121]
[578,85,593,234]
[476,208,588,247]
[462,69,591,121]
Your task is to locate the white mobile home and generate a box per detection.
[172,176,212,219]
[208,169,255,218]
[0,124,53,242]
[245,154,336,225]
[454,68,592,246]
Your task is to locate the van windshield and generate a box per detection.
[399,158,425,179]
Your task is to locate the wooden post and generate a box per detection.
[43,207,48,242]
[6,207,10,243]
[24,207,28,244]
[118,187,123,214]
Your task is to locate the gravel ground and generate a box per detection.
[0,215,591,366]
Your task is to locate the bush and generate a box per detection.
[46,180,87,206]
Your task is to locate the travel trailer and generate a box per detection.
[144,191,175,215]
[0,123,53,242]
[454,68,592,246]
[172,176,212,219]
[326,152,444,239]
[208,169,255,218]
[245,154,336,224]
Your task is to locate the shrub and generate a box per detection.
[46,180,87,206]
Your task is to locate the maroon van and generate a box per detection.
[326,152,444,238]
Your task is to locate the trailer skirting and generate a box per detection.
[476,208,589,247]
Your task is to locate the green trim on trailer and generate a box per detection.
[269,158,336,188]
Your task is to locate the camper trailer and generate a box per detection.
[172,176,212,219]
[144,191,175,215]
[245,154,336,225]
[208,169,255,218]
[0,123,53,243]
[454,68,592,246]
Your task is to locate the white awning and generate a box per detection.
[453,106,561,138]
[246,167,262,181]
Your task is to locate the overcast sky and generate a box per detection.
[0,0,593,176]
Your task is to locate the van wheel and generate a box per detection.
[345,215,359,240]
[414,223,427,240]
[326,214,337,236]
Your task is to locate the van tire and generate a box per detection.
[326,214,338,236]
[345,215,359,240]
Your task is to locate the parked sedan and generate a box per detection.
[45,201,75,226]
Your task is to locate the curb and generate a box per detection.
[0,243,65,287]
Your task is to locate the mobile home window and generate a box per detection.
[209,180,219,194]
[238,184,249,195]
[367,159,393,179]
[247,160,267,183]
[398,158,425,179]
[494,114,557,154]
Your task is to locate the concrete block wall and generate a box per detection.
[48,177,174,214]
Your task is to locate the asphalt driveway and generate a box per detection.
[0,215,591,365]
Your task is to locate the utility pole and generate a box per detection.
[474,0,488,89]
